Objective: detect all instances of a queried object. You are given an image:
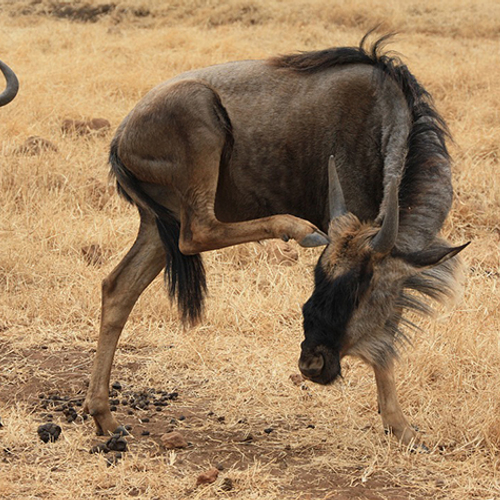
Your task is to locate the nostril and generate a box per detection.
[299,354,325,379]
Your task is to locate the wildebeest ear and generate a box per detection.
[398,242,470,268]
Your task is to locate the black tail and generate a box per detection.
[109,142,207,325]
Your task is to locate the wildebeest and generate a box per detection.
[0,60,19,106]
[83,34,467,446]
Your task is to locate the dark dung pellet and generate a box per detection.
[90,443,109,454]
[106,435,128,452]
[221,478,234,491]
[106,453,121,467]
[37,423,62,443]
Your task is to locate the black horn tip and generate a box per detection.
[0,60,19,106]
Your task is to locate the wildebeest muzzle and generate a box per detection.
[298,342,341,385]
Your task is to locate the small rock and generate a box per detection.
[196,467,219,486]
[290,373,305,386]
[264,427,274,434]
[160,431,188,449]
[0,417,3,428]
[37,423,62,443]
[111,381,122,391]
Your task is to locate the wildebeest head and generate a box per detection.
[299,157,467,385]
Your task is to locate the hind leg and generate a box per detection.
[119,80,328,255]
[83,212,166,435]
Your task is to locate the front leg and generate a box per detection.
[373,361,419,446]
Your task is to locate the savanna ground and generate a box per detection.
[0,0,499,498]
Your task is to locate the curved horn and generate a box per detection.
[0,60,19,107]
[370,178,400,254]
[328,155,347,220]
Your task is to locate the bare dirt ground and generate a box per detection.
[0,0,499,498]
[1,345,414,499]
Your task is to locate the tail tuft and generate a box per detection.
[155,217,207,325]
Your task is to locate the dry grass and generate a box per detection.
[0,0,499,498]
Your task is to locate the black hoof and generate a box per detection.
[300,231,329,247]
